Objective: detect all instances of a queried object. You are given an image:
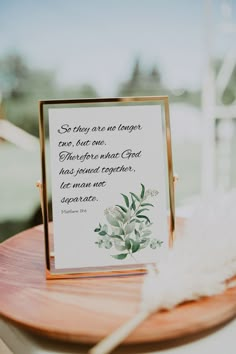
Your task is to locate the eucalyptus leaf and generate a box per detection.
[114,240,126,251]
[134,218,142,223]
[125,238,132,250]
[137,215,151,224]
[143,222,153,228]
[98,231,107,236]
[112,212,124,222]
[131,241,140,253]
[134,229,140,238]
[116,204,127,213]
[125,221,136,235]
[102,224,108,233]
[119,228,125,235]
[106,213,120,227]
[140,238,149,244]
[110,235,124,241]
[113,208,125,222]
[139,222,144,230]
[141,203,154,207]
[130,192,140,202]
[141,229,152,237]
[104,240,113,249]
[95,240,104,248]
[136,208,149,215]
[121,193,130,208]
[140,238,150,248]
[140,183,145,199]
[130,196,136,211]
[111,226,124,236]
[123,209,131,222]
[111,253,128,260]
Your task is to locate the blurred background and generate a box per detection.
[0,0,236,242]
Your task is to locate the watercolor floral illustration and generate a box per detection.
[94,184,163,260]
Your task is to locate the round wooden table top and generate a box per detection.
[0,221,236,345]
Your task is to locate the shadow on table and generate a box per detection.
[22,317,234,354]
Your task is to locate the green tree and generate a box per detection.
[118,58,165,97]
[0,53,30,99]
[0,53,99,136]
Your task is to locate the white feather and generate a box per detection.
[89,191,236,354]
[141,191,236,313]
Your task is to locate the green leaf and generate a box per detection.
[140,183,145,199]
[150,240,158,249]
[139,222,144,231]
[114,240,126,251]
[134,218,142,223]
[95,240,104,248]
[137,215,151,224]
[111,253,128,260]
[150,239,163,249]
[131,241,140,253]
[106,213,120,227]
[102,224,108,233]
[130,196,136,211]
[141,229,152,237]
[129,218,136,223]
[130,192,140,202]
[141,222,153,229]
[125,221,136,235]
[116,204,127,213]
[134,229,140,238]
[104,240,113,249]
[141,203,154,207]
[113,212,124,222]
[140,238,150,249]
[94,228,100,232]
[113,208,125,222]
[123,209,131,223]
[136,208,149,215]
[125,238,132,250]
[98,231,107,236]
[111,226,124,236]
[110,235,123,241]
[121,193,129,208]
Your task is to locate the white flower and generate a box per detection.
[144,189,159,199]
[104,207,115,216]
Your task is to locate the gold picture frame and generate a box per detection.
[38,96,175,279]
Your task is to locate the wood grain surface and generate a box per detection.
[0,221,236,344]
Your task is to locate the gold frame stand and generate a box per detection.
[38,96,176,279]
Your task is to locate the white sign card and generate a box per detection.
[39,97,175,277]
[48,104,168,271]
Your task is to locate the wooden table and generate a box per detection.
[1,222,236,354]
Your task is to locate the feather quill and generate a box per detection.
[89,191,236,354]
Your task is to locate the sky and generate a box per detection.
[0,0,236,95]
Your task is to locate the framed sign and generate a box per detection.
[38,96,175,279]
